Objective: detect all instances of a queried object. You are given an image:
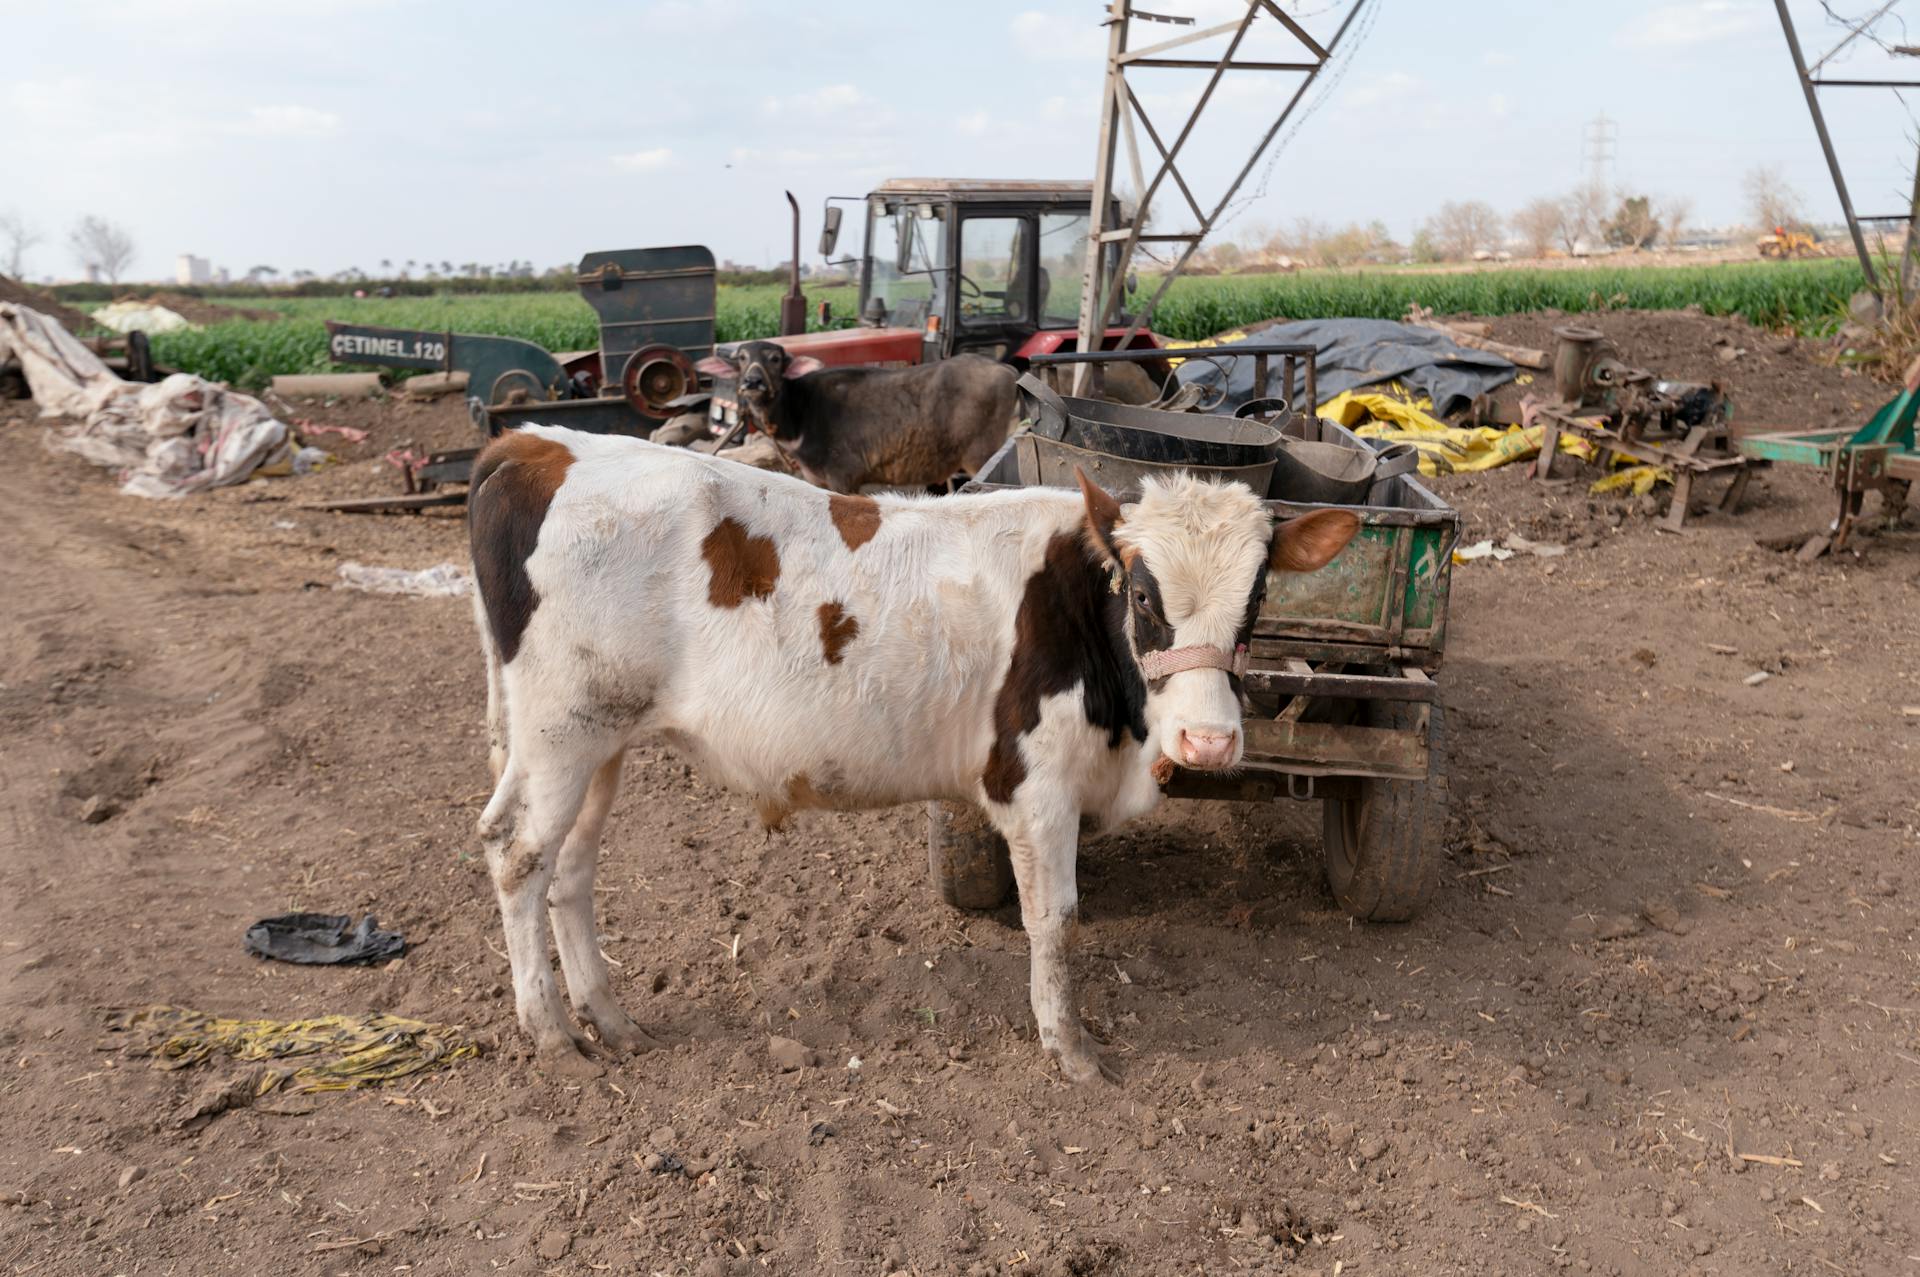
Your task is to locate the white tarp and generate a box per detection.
[91,300,194,334]
[0,302,291,498]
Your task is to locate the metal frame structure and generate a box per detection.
[1774,0,1920,294]
[1072,0,1369,392]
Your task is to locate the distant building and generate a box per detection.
[215,266,230,285]
[176,254,212,286]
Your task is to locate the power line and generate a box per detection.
[1582,112,1618,192]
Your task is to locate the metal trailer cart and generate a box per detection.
[927,346,1461,922]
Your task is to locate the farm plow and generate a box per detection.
[1737,354,1920,558]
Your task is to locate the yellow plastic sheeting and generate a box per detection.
[114,1006,479,1093]
[1318,391,1596,477]
[1160,330,1250,367]
[1590,464,1672,495]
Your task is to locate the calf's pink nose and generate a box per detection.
[1177,728,1238,768]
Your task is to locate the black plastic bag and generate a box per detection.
[244,913,405,965]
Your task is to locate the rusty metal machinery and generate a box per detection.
[1530,325,1763,532]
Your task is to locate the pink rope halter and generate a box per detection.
[1137,643,1249,682]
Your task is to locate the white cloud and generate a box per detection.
[1481,49,1515,68]
[1620,1,1761,49]
[230,104,340,138]
[758,83,896,140]
[955,109,992,137]
[612,147,673,171]
[10,75,194,155]
[1011,9,1107,62]
[1339,70,1421,110]
[1040,92,1096,125]
[1486,92,1510,119]
[728,142,893,173]
[762,84,871,117]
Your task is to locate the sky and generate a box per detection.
[7,0,1920,283]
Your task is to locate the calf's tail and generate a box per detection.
[475,591,509,784]
[469,445,515,784]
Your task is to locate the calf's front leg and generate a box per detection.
[997,801,1113,1085]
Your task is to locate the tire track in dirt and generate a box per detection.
[0,450,286,1023]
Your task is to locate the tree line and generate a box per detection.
[1193,166,1815,271]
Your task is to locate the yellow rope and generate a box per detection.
[114,1005,478,1093]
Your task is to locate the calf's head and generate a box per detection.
[696,341,825,427]
[1077,469,1360,771]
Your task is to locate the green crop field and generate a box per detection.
[144,259,1864,390]
[1144,258,1863,338]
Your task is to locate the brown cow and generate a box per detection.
[695,340,1017,493]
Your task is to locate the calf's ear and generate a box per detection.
[1270,509,1361,573]
[695,354,736,377]
[1074,466,1123,564]
[784,355,826,378]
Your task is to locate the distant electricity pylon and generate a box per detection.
[1582,112,1618,192]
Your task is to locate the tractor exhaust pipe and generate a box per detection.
[780,190,807,337]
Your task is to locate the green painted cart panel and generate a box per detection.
[1256,417,1459,663]
[1259,518,1452,635]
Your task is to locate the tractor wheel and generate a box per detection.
[1320,702,1449,922]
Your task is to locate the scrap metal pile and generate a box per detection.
[1525,325,1759,532]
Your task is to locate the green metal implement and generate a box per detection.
[1737,359,1920,554]
[323,246,719,442]
[324,323,568,407]
[575,245,716,391]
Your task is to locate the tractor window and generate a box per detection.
[958,217,1029,324]
[866,203,936,327]
[1038,211,1089,326]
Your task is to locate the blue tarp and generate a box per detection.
[1175,319,1518,418]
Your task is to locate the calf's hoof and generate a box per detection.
[532,1031,606,1080]
[1050,1033,1118,1086]
[587,1007,666,1054]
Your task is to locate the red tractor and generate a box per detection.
[702,179,1171,436]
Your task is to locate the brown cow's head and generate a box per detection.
[1076,468,1359,771]
[696,341,826,427]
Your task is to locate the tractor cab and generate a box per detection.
[808,178,1161,369]
[701,179,1167,439]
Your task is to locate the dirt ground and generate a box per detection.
[2,310,1917,1277]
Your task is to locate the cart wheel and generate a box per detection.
[1320,703,1448,922]
[926,801,1013,910]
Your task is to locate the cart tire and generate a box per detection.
[926,801,1014,910]
[1320,703,1448,922]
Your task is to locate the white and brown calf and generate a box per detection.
[468,426,1358,1083]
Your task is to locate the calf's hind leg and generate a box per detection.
[479,748,605,1075]
[548,750,661,1052]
